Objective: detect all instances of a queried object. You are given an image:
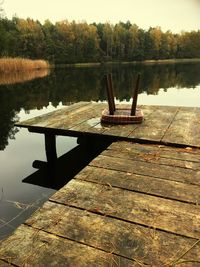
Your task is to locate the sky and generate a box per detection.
[1,0,200,33]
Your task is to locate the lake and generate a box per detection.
[0,62,200,240]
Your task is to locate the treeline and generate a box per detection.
[0,17,200,63]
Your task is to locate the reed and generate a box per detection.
[0,69,50,85]
[0,57,50,73]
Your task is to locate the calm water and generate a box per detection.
[0,62,200,240]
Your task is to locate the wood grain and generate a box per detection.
[25,201,200,266]
[108,141,200,162]
[0,224,135,267]
[76,165,200,204]
[51,179,200,239]
[162,107,200,147]
[90,154,200,186]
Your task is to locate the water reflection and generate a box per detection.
[0,69,50,85]
[0,62,200,151]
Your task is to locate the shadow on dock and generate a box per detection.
[23,137,111,190]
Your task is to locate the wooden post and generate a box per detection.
[108,73,116,112]
[131,74,140,116]
[105,74,115,115]
[44,133,57,164]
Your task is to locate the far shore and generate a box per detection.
[1,57,200,73]
[55,58,200,68]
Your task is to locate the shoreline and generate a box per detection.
[1,58,200,72]
[55,58,200,68]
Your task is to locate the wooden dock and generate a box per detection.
[16,102,200,148]
[0,102,200,266]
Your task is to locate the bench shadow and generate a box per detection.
[22,137,111,190]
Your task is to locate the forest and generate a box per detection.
[0,17,200,64]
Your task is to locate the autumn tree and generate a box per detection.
[113,23,127,59]
[0,16,200,63]
[148,27,162,59]
[16,18,45,58]
[177,31,200,58]
[72,22,99,62]
[126,24,141,60]
[102,22,114,60]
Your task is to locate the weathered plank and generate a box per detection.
[90,154,200,186]
[26,201,200,267]
[0,224,135,267]
[108,141,200,162]
[38,102,100,129]
[102,148,200,170]
[16,101,91,128]
[69,103,107,133]
[70,118,101,132]
[0,260,11,267]
[162,107,200,147]
[97,123,137,138]
[75,165,200,204]
[88,121,112,135]
[128,106,179,141]
[50,179,200,239]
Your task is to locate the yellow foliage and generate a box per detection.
[0,57,50,73]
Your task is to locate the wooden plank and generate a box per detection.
[162,107,200,147]
[128,106,179,141]
[24,103,104,135]
[34,102,98,129]
[102,148,200,170]
[50,179,200,239]
[15,101,91,128]
[108,142,200,163]
[88,121,112,135]
[76,165,200,204]
[90,154,200,186]
[25,201,200,267]
[69,103,107,133]
[0,260,11,267]
[70,117,101,132]
[0,224,135,267]
[100,123,138,138]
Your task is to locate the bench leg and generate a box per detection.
[45,133,57,164]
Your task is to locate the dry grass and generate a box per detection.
[0,57,50,73]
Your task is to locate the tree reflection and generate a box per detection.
[1,62,200,150]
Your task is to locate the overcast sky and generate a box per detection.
[2,0,200,33]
